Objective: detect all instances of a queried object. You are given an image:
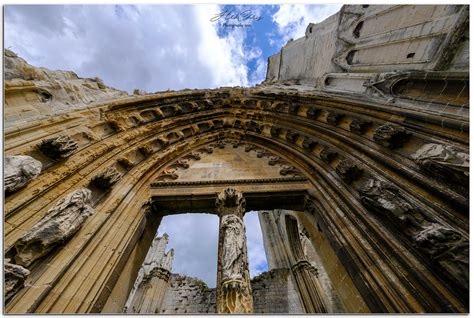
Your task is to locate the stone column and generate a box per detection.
[123,234,174,314]
[215,187,253,313]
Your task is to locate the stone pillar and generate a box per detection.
[123,234,174,314]
[215,187,253,313]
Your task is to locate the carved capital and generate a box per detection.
[216,187,246,217]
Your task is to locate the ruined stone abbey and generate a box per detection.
[4,4,469,314]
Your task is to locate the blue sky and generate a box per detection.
[4,4,341,92]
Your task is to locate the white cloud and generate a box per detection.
[272,4,342,46]
[244,211,268,278]
[4,4,263,92]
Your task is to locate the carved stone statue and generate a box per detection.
[37,135,78,160]
[221,215,246,282]
[5,260,30,302]
[336,159,363,183]
[5,155,42,193]
[412,223,468,289]
[14,188,94,267]
[359,179,425,232]
[411,143,469,186]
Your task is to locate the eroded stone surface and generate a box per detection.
[5,260,30,302]
[5,155,42,193]
[412,143,469,186]
[38,135,78,160]
[14,188,94,267]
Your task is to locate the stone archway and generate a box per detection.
[4,4,469,314]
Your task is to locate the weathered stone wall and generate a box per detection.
[161,274,216,314]
[251,268,303,313]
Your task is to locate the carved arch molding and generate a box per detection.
[4,88,468,313]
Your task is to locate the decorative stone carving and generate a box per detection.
[108,119,126,132]
[215,188,253,313]
[286,131,299,143]
[216,187,246,217]
[118,157,134,170]
[256,150,273,158]
[14,188,94,267]
[302,137,318,151]
[169,159,190,170]
[319,148,338,163]
[326,111,344,126]
[156,168,179,181]
[244,144,258,153]
[156,136,169,147]
[5,155,42,193]
[359,179,424,231]
[198,146,214,154]
[138,145,154,157]
[5,260,30,302]
[350,118,372,134]
[89,167,123,190]
[411,143,469,186]
[279,165,302,177]
[37,135,78,160]
[183,152,201,161]
[373,124,411,149]
[336,159,363,183]
[229,140,243,148]
[306,107,321,119]
[270,126,282,137]
[412,223,468,288]
[221,214,246,282]
[268,156,287,166]
[245,121,262,133]
[215,140,227,149]
[288,103,300,115]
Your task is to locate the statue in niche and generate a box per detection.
[221,214,246,282]
[5,155,42,193]
[14,188,94,267]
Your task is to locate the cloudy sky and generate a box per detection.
[157,212,267,287]
[4,4,341,287]
[4,4,341,93]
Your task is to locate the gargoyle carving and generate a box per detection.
[5,155,42,193]
[411,143,469,186]
[5,260,30,302]
[90,167,123,190]
[14,188,94,267]
[37,135,78,160]
[373,124,411,149]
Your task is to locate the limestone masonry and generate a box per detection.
[3,5,469,314]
